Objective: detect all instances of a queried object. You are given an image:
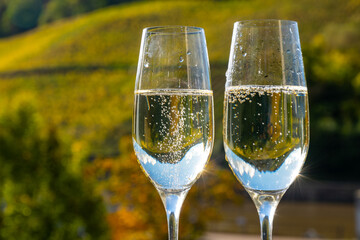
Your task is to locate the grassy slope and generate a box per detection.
[0,0,357,157]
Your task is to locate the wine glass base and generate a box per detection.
[245,188,286,209]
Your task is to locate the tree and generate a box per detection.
[38,0,107,24]
[302,18,360,181]
[0,0,43,36]
[0,97,110,240]
[0,0,135,37]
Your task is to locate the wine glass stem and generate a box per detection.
[257,200,278,240]
[159,189,189,240]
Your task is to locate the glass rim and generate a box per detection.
[143,25,204,34]
[234,19,298,27]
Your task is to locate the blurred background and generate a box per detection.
[0,0,359,239]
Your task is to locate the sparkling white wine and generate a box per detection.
[223,85,309,191]
[133,89,214,190]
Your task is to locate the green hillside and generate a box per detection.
[0,0,359,175]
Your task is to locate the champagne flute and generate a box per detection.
[133,26,214,240]
[223,20,309,240]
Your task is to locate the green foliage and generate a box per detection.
[0,0,136,37]
[39,0,108,24]
[39,0,138,25]
[0,97,110,240]
[303,18,360,179]
[0,0,43,36]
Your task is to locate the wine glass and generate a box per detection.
[133,26,214,240]
[223,20,309,240]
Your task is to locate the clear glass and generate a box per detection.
[133,26,214,240]
[223,20,309,240]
